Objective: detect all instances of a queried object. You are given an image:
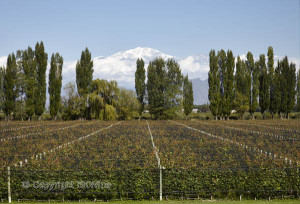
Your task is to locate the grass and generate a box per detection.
[14,199,300,204]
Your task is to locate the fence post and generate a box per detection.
[7,166,11,203]
[159,165,162,201]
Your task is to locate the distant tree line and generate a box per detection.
[0,43,140,121]
[208,46,300,120]
[135,57,193,119]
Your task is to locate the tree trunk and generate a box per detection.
[215,115,218,121]
[38,116,42,121]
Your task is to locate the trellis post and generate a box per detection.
[7,166,11,203]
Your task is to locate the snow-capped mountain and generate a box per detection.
[62,47,210,94]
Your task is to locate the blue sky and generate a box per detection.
[0,0,299,60]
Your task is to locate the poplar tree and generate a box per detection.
[135,58,146,117]
[22,47,37,120]
[208,50,220,120]
[234,56,250,119]
[183,75,193,116]
[286,62,296,118]
[165,59,183,112]
[246,52,259,119]
[49,53,63,120]
[268,46,276,118]
[223,50,235,119]
[279,57,288,117]
[296,69,300,112]
[76,47,94,97]
[146,58,166,119]
[258,54,269,118]
[4,53,17,120]
[272,60,281,117]
[217,49,226,119]
[76,47,94,119]
[35,41,48,119]
[0,66,4,111]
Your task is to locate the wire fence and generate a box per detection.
[0,167,299,202]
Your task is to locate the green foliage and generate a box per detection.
[296,69,300,112]
[208,50,220,119]
[22,47,37,120]
[246,52,259,118]
[34,41,48,118]
[0,66,5,111]
[62,82,81,120]
[258,54,270,116]
[76,47,93,97]
[48,53,63,119]
[146,58,184,119]
[268,46,276,117]
[147,58,166,119]
[277,57,296,118]
[75,47,94,119]
[104,104,117,120]
[117,88,139,120]
[3,53,17,120]
[135,58,146,116]
[165,59,183,109]
[286,62,296,117]
[218,49,226,118]
[183,75,193,116]
[234,56,250,119]
[223,50,235,118]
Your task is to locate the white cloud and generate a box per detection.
[0,56,7,67]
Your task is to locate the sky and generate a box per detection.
[0,0,299,61]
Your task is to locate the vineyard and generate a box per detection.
[0,119,300,201]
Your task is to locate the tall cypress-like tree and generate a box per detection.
[246,52,259,119]
[135,58,146,117]
[296,69,300,112]
[268,46,276,118]
[165,59,183,111]
[258,54,269,118]
[217,49,226,119]
[273,60,281,117]
[279,57,288,117]
[49,53,63,120]
[234,56,250,119]
[183,75,193,116]
[76,47,94,97]
[76,47,93,119]
[35,41,48,119]
[22,47,37,120]
[0,66,4,111]
[286,62,296,118]
[208,50,220,120]
[4,53,17,120]
[223,50,235,119]
[146,58,166,119]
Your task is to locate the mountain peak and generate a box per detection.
[111,47,172,60]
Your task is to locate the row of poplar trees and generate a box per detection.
[0,41,63,121]
[209,46,300,120]
[135,57,194,119]
[0,43,140,121]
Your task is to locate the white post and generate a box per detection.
[159,165,162,201]
[7,167,11,203]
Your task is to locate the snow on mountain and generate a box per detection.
[62,47,209,90]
